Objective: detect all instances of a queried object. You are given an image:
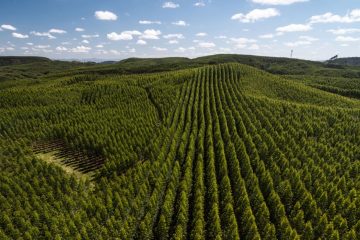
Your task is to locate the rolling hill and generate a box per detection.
[0,55,359,239]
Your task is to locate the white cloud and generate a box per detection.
[259,34,274,39]
[284,41,312,47]
[96,44,104,48]
[251,0,308,5]
[75,28,85,32]
[123,30,142,36]
[107,32,134,41]
[168,40,179,44]
[231,8,280,23]
[139,20,162,25]
[163,33,184,39]
[194,2,206,7]
[231,37,257,44]
[109,50,120,55]
[310,9,360,24]
[49,28,66,34]
[172,20,188,26]
[30,31,56,39]
[198,42,216,48]
[94,11,118,21]
[327,28,360,35]
[12,32,29,39]
[335,36,360,42]
[1,24,16,31]
[299,36,318,41]
[82,34,99,38]
[70,45,91,53]
[248,44,260,50]
[216,35,227,39]
[230,37,257,48]
[140,29,162,39]
[196,32,207,37]
[136,39,147,45]
[56,46,68,51]
[82,40,90,44]
[284,35,318,47]
[35,45,50,49]
[175,47,186,53]
[27,43,34,46]
[153,47,167,51]
[162,2,179,8]
[276,24,312,32]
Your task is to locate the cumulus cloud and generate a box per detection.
[49,28,66,34]
[276,24,312,32]
[82,34,99,38]
[175,47,186,53]
[284,35,318,47]
[82,40,90,44]
[163,33,184,39]
[107,30,142,41]
[70,45,91,53]
[196,32,207,37]
[194,2,206,7]
[198,42,216,48]
[12,32,29,39]
[299,36,318,41]
[56,46,68,51]
[1,24,16,31]
[75,28,85,32]
[230,37,257,48]
[139,20,162,25]
[31,31,56,39]
[96,44,104,48]
[259,34,274,39]
[284,41,312,47]
[172,20,189,26]
[136,39,147,45]
[248,44,260,50]
[335,36,360,42]
[162,2,179,8]
[310,9,360,24]
[168,40,179,44]
[153,46,167,51]
[327,28,360,35]
[35,45,50,49]
[107,32,133,41]
[231,8,280,23]
[94,11,118,21]
[140,29,162,39]
[251,0,308,5]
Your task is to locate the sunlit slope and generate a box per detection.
[0,63,359,239]
[228,63,360,108]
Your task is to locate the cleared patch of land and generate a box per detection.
[35,151,93,181]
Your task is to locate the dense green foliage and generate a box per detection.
[0,55,360,239]
[0,56,51,67]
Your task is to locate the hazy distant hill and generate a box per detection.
[328,57,360,66]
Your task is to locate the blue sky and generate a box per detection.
[0,0,360,60]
